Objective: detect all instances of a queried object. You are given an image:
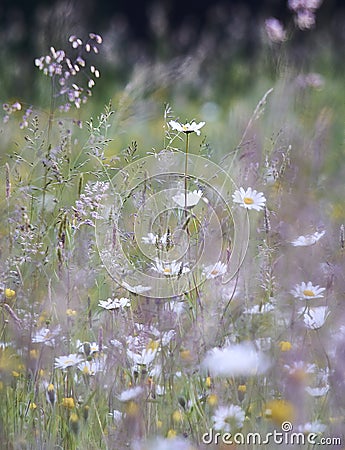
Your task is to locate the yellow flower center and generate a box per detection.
[303,289,315,297]
[243,197,254,205]
[164,267,171,274]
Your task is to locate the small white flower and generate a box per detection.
[301,306,330,329]
[297,421,327,433]
[284,361,316,375]
[122,282,151,295]
[291,231,325,246]
[232,187,266,211]
[32,326,61,346]
[54,353,84,369]
[78,358,105,375]
[305,385,329,397]
[212,405,245,431]
[172,189,206,208]
[127,348,158,366]
[117,386,143,402]
[153,259,190,276]
[202,342,270,377]
[291,282,325,301]
[169,120,205,135]
[98,297,131,310]
[203,262,227,279]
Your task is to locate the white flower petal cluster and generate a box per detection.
[32,325,61,346]
[202,342,270,377]
[291,282,325,300]
[127,348,158,367]
[291,230,325,246]
[169,120,205,135]
[117,386,144,402]
[122,282,151,294]
[98,297,131,310]
[297,421,327,433]
[232,187,266,211]
[212,405,245,431]
[153,259,190,276]
[301,306,330,329]
[202,262,227,279]
[54,353,84,369]
[172,189,206,208]
[305,385,329,397]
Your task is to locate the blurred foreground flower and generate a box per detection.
[117,386,143,402]
[202,342,270,377]
[297,421,327,433]
[212,404,245,431]
[290,230,325,246]
[169,120,205,135]
[132,436,194,450]
[232,187,266,211]
[301,306,330,329]
[265,18,287,43]
[291,282,325,300]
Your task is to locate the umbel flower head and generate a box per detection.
[169,120,205,135]
[291,281,325,301]
[232,187,266,211]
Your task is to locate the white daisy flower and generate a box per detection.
[284,361,316,375]
[32,325,61,346]
[54,353,84,369]
[122,282,151,295]
[169,120,205,135]
[98,297,131,310]
[301,306,330,329]
[305,385,329,397]
[77,340,102,355]
[153,259,190,276]
[232,187,266,211]
[291,282,326,301]
[78,358,106,375]
[172,189,206,208]
[117,386,143,402]
[127,348,158,367]
[291,231,325,246]
[212,405,245,431]
[202,342,270,377]
[297,421,327,433]
[203,262,227,279]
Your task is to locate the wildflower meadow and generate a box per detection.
[1,1,345,449]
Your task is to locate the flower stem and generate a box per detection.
[184,133,190,219]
